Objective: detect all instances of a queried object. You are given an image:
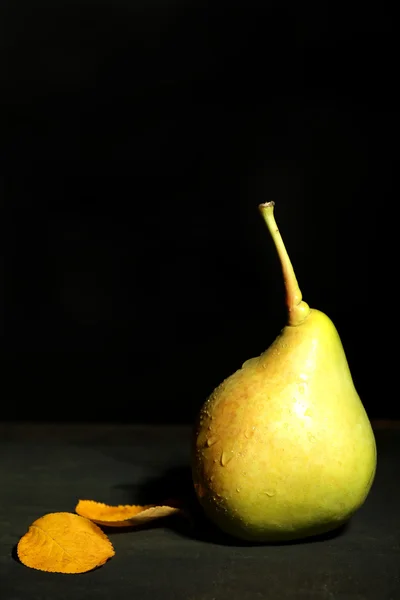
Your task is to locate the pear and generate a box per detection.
[192,202,376,542]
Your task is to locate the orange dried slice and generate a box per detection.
[75,499,181,527]
[17,512,115,573]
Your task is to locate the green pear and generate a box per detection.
[192,202,376,542]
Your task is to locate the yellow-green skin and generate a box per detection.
[192,309,376,542]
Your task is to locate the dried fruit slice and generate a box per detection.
[76,499,181,527]
[17,512,115,573]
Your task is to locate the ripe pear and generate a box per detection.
[192,202,376,542]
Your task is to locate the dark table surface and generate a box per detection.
[1,421,399,600]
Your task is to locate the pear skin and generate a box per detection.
[192,203,376,542]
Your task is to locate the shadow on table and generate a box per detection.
[113,465,350,547]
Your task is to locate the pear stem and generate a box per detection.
[259,201,310,326]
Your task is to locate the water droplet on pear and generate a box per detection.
[221,450,234,466]
[207,436,218,447]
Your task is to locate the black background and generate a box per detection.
[2,2,398,423]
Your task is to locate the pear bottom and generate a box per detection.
[198,496,352,543]
[193,426,376,543]
[193,454,376,543]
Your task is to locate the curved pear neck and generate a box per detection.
[259,202,310,327]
